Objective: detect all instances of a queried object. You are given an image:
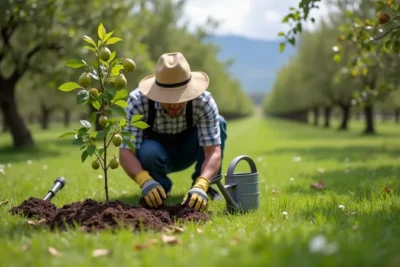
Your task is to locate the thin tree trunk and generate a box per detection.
[339,105,350,130]
[2,112,8,132]
[363,104,375,134]
[0,78,35,148]
[40,104,52,130]
[324,106,331,128]
[313,107,319,126]
[64,109,71,127]
[394,108,399,124]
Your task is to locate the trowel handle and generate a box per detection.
[227,155,258,177]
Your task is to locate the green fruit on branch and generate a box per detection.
[112,134,122,146]
[123,58,136,72]
[89,88,99,97]
[99,47,111,61]
[92,160,100,170]
[99,116,108,127]
[115,73,127,89]
[109,158,119,169]
[78,72,91,88]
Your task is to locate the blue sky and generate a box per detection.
[182,0,332,40]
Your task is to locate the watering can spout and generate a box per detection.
[210,175,240,210]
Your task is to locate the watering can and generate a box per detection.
[210,155,259,213]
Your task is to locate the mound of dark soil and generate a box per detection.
[10,197,210,232]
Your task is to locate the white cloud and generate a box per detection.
[182,0,333,40]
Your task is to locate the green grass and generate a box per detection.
[1,115,400,267]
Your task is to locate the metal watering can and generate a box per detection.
[210,155,259,213]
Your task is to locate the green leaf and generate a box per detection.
[132,121,149,129]
[92,101,101,110]
[58,82,81,92]
[131,114,144,122]
[98,147,104,156]
[376,0,385,11]
[123,140,136,151]
[83,35,97,47]
[65,59,85,68]
[76,90,89,105]
[103,31,114,42]
[84,46,96,52]
[81,150,89,163]
[89,131,98,139]
[98,23,106,40]
[114,89,129,101]
[110,105,126,117]
[59,132,76,138]
[80,145,86,151]
[279,43,286,52]
[111,65,124,76]
[333,54,342,63]
[278,31,285,37]
[106,37,122,45]
[98,131,107,139]
[87,144,96,156]
[114,100,128,108]
[120,118,127,127]
[90,111,98,124]
[385,40,392,50]
[80,120,91,129]
[109,51,116,62]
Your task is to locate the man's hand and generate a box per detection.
[181,176,210,211]
[134,170,167,208]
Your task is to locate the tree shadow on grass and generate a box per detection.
[283,165,400,199]
[262,145,400,163]
[0,138,80,164]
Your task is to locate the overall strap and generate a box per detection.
[146,99,156,128]
[185,100,193,128]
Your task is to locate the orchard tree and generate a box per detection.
[58,24,148,204]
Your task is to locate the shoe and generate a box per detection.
[207,186,223,201]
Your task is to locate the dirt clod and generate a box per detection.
[10,197,210,233]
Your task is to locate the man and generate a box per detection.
[119,52,227,212]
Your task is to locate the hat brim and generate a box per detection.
[138,71,209,103]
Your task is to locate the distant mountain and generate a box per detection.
[205,34,297,96]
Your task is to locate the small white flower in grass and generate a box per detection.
[292,156,301,162]
[42,164,48,170]
[309,234,326,253]
[338,205,345,210]
[282,211,288,218]
[7,163,12,168]
[27,160,32,165]
[98,175,103,179]
[290,177,295,182]
[0,164,5,169]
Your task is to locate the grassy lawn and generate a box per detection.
[0,114,399,267]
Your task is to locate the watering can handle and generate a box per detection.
[227,155,257,177]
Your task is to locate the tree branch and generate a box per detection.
[19,43,62,75]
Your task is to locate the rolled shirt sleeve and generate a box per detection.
[196,93,221,147]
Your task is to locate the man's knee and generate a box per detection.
[136,140,167,170]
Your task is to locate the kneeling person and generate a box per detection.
[119,52,227,212]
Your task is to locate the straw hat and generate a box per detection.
[138,52,209,103]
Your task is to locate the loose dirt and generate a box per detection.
[10,197,210,232]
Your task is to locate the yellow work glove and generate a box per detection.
[134,170,167,208]
[181,176,210,211]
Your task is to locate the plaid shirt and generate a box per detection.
[121,88,221,150]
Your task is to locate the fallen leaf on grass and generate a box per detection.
[164,225,184,233]
[92,249,111,257]
[0,169,5,175]
[272,189,280,194]
[134,239,159,251]
[0,200,9,207]
[48,247,63,257]
[27,218,47,226]
[197,228,203,234]
[317,168,325,173]
[162,234,182,245]
[382,186,391,193]
[21,244,30,251]
[310,180,326,190]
